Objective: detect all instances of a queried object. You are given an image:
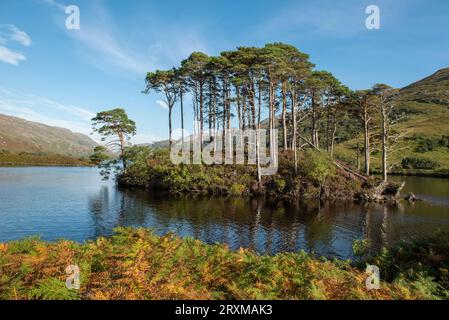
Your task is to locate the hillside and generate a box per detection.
[0,114,97,165]
[398,67,449,106]
[335,68,449,175]
[138,139,170,149]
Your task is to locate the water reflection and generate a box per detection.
[1,167,448,260]
[83,185,449,260]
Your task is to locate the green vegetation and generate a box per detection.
[0,228,447,300]
[89,146,111,165]
[334,68,449,177]
[401,157,440,170]
[368,230,449,297]
[413,134,449,153]
[91,108,137,171]
[0,151,91,166]
[118,147,360,200]
[139,44,449,185]
[0,113,97,158]
[303,150,336,186]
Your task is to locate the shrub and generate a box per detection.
[414,134,449,153]
[273,178,286,192]
[369,230,449,295]
[401,157,439,170]
[352,239,371,258]
[229,183,246,196]
[302,150,335,186]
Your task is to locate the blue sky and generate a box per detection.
[0,0,448,143]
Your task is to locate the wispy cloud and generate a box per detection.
[40,0,67,12]
[0,24,31,65]
[155,100,168,110]
[35,96,95,121]
[253,0,415,40]
[0,88,159,144]
[70,26,153,76]
[0,24,31,46]
[0,46,26,65]
[41,1,209,76]
[0,88,95,136]
[252,1,364,39]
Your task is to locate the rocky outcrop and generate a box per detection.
[356,180,405,202]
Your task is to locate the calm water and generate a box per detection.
[0,167,448,260]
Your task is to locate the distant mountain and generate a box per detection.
[138,139,170,149]
[0,113,97,157]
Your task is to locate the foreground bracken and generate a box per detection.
[0,228,447,300]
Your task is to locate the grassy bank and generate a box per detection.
[0,152,92,167]
[0,228,448,300]
[370,168,449,178]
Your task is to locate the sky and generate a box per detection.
[0,0,448,143]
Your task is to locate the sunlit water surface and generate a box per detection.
[0,167,448,260]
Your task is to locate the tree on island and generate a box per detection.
[144,69,178,150]
[89,145,111,165]
[140,42,411,186]
[372,84,405,182]
[91,108,136,173]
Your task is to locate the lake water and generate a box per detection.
[0,167,448,260]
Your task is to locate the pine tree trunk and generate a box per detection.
[363,109,370,176]
[199,82,204,151]
[256,83,262,182]
[180,90,184,143]
[291,94,298,174]
[330,115,337,157]
[282,81,287,150]
[168,106,172,151]
[251,81,256,129]
[118,132,126,171]
[381,105,388,182]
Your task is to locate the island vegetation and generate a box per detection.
[94,43,446,201]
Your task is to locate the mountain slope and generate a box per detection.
[398,68,449,106]
[0,113,97,157]
[335,68,449,175]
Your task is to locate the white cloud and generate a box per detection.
[0,46,26,65]
[35,96,95,121]
[0,101,90,136]
[155,100,168,110]
[8,25,32,46]
[0,24,31,46]
[69,26,152,76]
[0,88,96,138]
[40,0,67,12]
[0,25,31,65]
[41,1,209,76]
